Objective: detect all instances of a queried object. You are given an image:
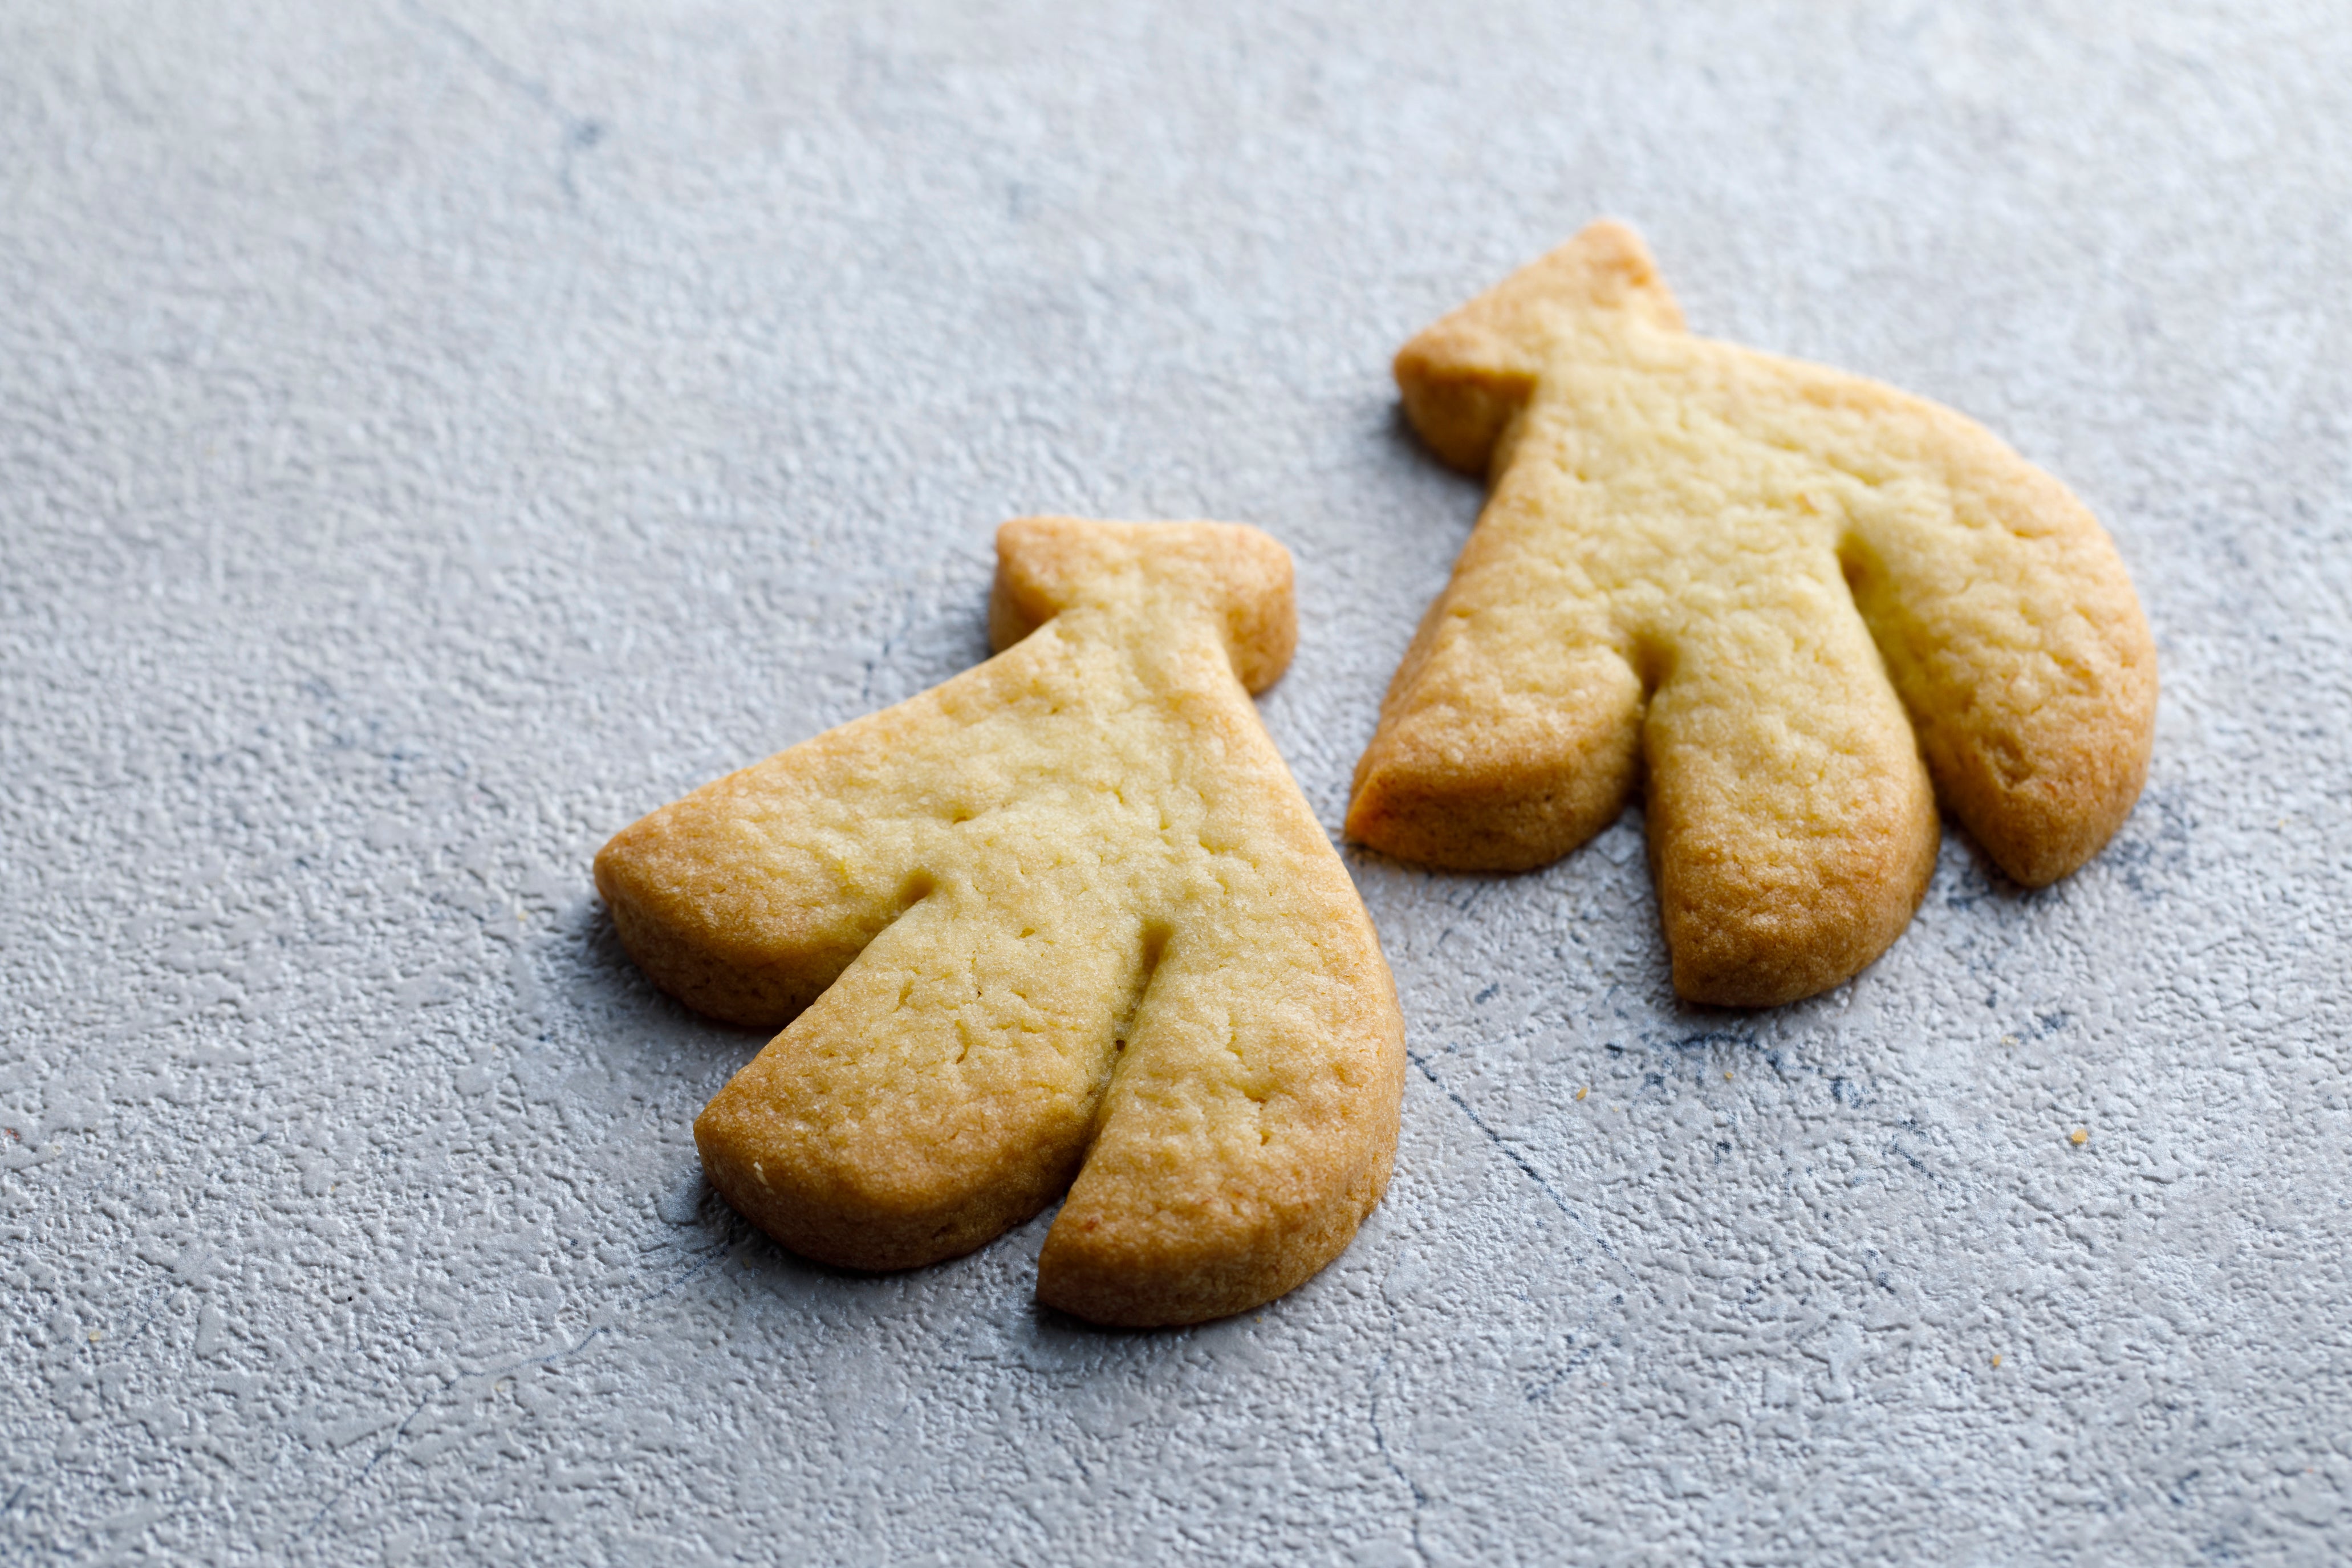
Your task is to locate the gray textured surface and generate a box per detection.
[5,1,2350,1562]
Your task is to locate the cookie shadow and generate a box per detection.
[720,1196,1200,1346]
[1384,399,1429,462]
[570,899,773,1078]
[1936,817,2054,913]
[1378,400,1486,512]
[716,1210,908,1291]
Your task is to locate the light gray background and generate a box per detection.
[5,1,2349,1562]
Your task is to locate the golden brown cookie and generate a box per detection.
[1348,221,2157,1006]
[596,517,1405,1326]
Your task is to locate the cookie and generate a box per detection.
[595,517,1405,1326]
[1348,221,2157,1006]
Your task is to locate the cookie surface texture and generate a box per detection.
[1349,221,2157,1006]
[595,518,1406,1327]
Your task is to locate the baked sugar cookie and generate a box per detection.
[597,518,1405,1326]
[1349,222,2156,1006]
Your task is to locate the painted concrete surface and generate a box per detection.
[5,2,2350,1561]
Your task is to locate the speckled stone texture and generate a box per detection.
[4,2,2349,1562]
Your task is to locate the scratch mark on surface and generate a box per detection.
[395,0,607,199]
[1408,1048,1623,1269]
[294,1232,735,1541]
[1368,1270,1433,1566]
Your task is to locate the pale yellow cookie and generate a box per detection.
[596,518,1405,1326]
[1349,222,2157,1006]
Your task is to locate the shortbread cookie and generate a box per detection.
[596,518,1405,1326]
[1348,221,2156,1006]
